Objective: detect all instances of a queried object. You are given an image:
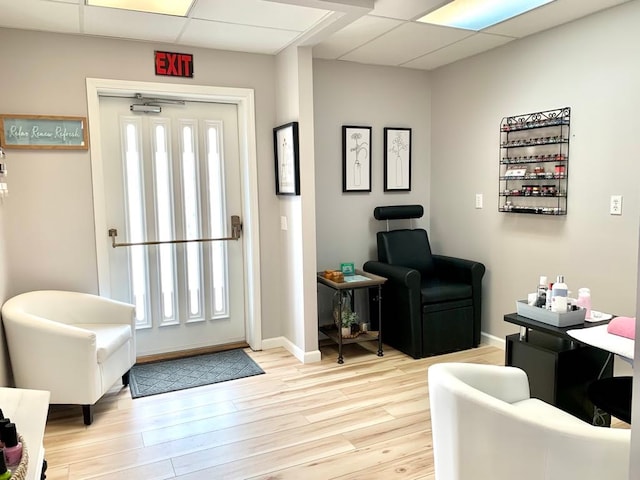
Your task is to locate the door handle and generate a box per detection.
[108,215,242,248]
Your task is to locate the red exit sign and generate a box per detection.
[154,51,194,78]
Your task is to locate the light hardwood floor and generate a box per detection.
[40,342,622,479]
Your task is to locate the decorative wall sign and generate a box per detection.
[384,127,412,191]
[342,125,371,192]
[273,122,300,195]
[154,51,194,78]
[0,114,89,150]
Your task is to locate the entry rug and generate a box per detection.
[129,349,265,399]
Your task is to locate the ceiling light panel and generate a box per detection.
[417,0,555,31]
[86,0,194,17]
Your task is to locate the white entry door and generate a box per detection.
[99,96,245,355]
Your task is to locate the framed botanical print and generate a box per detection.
[384,127,411,191]
[342,125,371,192]
[273,122,300,195]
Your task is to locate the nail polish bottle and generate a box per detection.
[2,423,21,467]
[0,450,10,479]
[0,419,10,449]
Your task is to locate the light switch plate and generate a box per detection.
[475,193,483,209]
[610,195,622,215]
[280,215,288,230]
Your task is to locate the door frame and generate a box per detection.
[86,77,262,351]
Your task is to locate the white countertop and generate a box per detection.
[0,387,50,480]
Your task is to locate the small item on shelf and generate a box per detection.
[324,270,344,283]
[340,262,355,276]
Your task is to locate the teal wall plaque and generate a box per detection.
[0,114,88,150]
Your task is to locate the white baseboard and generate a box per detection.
[481,331,506,350]
[261,332,503,364]
[261,336,322,363]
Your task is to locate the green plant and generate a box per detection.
[341,310,359,328]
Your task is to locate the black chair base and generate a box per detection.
[588,376,632,425]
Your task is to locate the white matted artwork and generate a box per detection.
[384,127,411,191]
[342,125,371,192]
[273,122,300,195]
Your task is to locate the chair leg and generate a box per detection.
[122,370,131,387]
[82,404,94,426]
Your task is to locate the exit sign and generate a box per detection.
[154,51,194,78]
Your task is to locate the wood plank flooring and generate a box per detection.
[40,342,625,479]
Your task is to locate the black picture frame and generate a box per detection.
[342,125,372,192]
[384,127,412,192]
[273,122,300,196]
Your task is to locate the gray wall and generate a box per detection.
[429,1,640,342]
[313,60,431,323]
[313,60,431,267]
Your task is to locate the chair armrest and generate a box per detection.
[432,255,485,285]
[363,261,420,289]
[2,312,101,398]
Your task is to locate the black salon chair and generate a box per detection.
[363,205,485,359]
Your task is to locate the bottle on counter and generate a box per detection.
[551,275,568,313]
[535,276,548,308]
[577,288,592,319]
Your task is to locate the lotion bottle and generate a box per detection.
[551,275,568,313]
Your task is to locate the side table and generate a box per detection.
[317,269,387,364]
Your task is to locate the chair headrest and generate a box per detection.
[374,205,424,221]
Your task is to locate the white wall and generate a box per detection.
[0,27,286,353]
[430,2,640,344]
[274,46,319,361]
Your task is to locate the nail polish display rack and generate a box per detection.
[499,107,571,215]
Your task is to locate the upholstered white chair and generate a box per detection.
[1,290,136,425]
[428,362,630,480]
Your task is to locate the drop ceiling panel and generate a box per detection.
[341,21,472,66]
[180,19,300,54]
[370,0,452,21]
[83,6,187,42]
[403,32,514,70]
[313,15,402,59]
[486,0,629,38]
[191,0,330,31]
[0,0,80,33]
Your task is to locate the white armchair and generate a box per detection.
[1,290,136,425]
[428,362,630,480]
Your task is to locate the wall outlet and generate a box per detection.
[610,195,622,215]
[475,193,483,209]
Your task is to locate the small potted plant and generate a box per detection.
[341,311,359,337]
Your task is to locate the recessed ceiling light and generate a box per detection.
[86,0,195,17]
[417,0,555,31]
